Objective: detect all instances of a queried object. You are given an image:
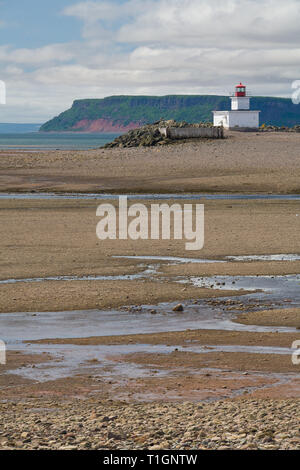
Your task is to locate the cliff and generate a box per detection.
[40,95,300,132]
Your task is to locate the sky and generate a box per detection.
[0,0,300,123]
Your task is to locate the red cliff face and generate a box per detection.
[71,119,142,133]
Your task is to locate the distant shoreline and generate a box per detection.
[0,132,120,150]
[38,130,123,135]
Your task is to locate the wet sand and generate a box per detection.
[161,260,300,277]
[0,132,300,194]
[1,197,300,385]
[0,198,299,279]
[1,197,299,313]
[31,328,299,349]
[235,307,300,328]
[0,279,235,314]
[109,350,299,373]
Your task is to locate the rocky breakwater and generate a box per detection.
[259,124,300,132]
[103,120,215,148]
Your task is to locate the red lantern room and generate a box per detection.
[235,82,246,97]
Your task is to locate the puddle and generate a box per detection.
[0,269,155,285]
[187,274,300,300]
[1,274,299,348]
[226,254,300,262]
[113,255,225,264]
[1,192,300,201]
[1,268,300,389]
[7,341,296,384]
[2,254,298,286]
[2,287,299,348]
[116,254,300,264]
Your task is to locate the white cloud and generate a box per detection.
[1,0,300,122]
[117,0,300,47]
[4,65,23,75]
[0,43,76,65]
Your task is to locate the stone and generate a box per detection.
[172,303,184,312]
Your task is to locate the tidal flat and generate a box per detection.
[0,133,300,449]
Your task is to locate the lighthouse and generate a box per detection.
[213,83,260,129]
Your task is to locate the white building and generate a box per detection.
[213,83,260,129]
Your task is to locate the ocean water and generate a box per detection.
[1,193,299,201]
[0,132,121,150]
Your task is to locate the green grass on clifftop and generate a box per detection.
[40,95,300,131]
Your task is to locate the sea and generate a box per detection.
[0,132,121,150]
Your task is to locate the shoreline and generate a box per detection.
[1,190,300,196]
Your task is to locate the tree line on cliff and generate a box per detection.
[40,95,300,132]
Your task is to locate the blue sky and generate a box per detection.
[0,0,80,48]
[0,0,300,123]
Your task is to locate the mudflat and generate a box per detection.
[235,307,300,328]
[0,131,300,194]
[1,135,300,450]
[1,198,299,278]
[0,198,299,312]
[32,328,299,349]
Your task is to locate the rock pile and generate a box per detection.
[103,120,214,148]
[259,124,300,132]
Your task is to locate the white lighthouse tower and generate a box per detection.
[213,83,260,129]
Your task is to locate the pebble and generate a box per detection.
[0,398,299,450]
[172,303,184,312]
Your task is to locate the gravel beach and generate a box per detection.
[0,398,299,450]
